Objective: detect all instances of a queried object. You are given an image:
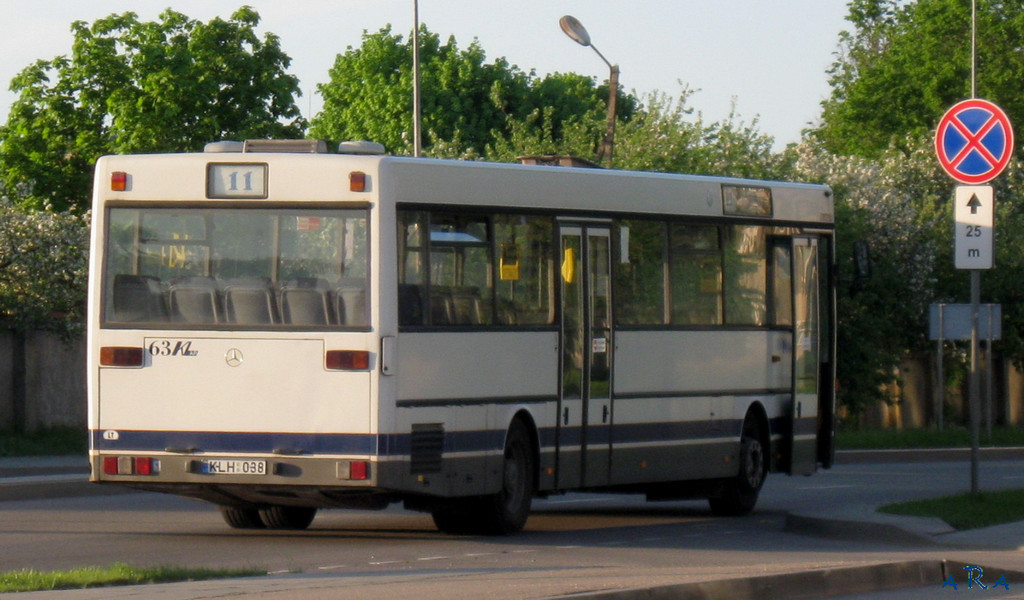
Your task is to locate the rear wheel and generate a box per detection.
[258,506,318,530]
[432,420,536,535]
[709,418,767,517]
[219,506,265,529]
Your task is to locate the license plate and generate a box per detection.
[199,459,267,475]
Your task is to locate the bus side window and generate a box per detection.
[494,215,553,325]
[771,242,793,327]
[670,224,722,325]
[614,219,665,325]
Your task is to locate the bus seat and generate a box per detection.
[224,278,278,325]
[280,278,332,325]
[430,290,454,325]
[335,285,367,326]
[398,284,424,326]
[112,274,167,322]
[451,287,486,325]
[495,298,518,325]
[168,276,223,324]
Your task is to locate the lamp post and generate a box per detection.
[413,0,422,157]
[559,15,619,168]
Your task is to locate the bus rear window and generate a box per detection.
[103,206,369,328]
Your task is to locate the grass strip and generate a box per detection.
[837,426,1024,450]
[0,427,87,457]
[879,489,1024,530]
[0,562,265,593]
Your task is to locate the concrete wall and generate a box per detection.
[0,330,86,432]
[854,353,1024,430]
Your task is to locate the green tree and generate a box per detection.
[817,0,1024,158]
[310,26,635,157]
[791,137,944,416]
[0,7,305,211]
[489,87,791,180]
[813,0,1024,417]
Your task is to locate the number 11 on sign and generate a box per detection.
[955,185,994,270]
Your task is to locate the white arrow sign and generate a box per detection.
[954,185,994,269]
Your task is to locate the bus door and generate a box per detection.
[558,224,612,489]
[789,236,820,475]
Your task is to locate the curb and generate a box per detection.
[0,474,131,502]
[546,561,1024,600]
[784,511,948,547]
[837,446,1024,464]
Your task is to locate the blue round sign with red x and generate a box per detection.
[935,98,1014,184]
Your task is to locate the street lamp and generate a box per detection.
[559,15,619,168]
[413,0,422,157]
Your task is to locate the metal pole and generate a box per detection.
[937,305,945,431]
[971,0,977,99]
[596,64,619,168]
[586,43,617,169]
[412,0,422,157]
[970,270,981,494]
[986,304,994,438]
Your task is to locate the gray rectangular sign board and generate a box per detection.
[929,303,1001,340]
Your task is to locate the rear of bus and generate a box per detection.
[87,141,385,528]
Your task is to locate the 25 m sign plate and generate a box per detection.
[954,185,994,270]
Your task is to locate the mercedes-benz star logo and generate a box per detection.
[224,348,244,367]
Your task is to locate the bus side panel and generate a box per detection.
[610,330,790,485]
[391,331,558,496]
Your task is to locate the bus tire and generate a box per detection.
[219,506,265,529]
[709,419,766,517]
[432,420,535,535]
[258,506,317,530]
[430,502,480,535]
[482,419,536,534]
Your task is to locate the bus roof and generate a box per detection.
[95,151,832,225]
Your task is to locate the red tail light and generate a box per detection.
[103,456,119,475]
[350,461,369,480]
[102,455,159,475]
[325,350,370,370]
[337,460,370,480]
[111,171,128,191]
[100,347,144,367]
[349,171,366,192]
[135,457,154,475]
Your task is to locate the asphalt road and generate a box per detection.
[3,455,1024,598]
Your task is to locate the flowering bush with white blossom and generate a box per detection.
[0,198,89,338]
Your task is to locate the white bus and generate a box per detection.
[88,139,835,534]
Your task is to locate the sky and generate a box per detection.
[0,1,851,148]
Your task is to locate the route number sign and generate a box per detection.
[954,185,994,269]
[935,99,1014,184]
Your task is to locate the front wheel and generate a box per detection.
[709,426,766,517]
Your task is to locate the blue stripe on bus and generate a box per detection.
[91,417,813,456]
[91,429,505,456]
[91,430,378,455]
